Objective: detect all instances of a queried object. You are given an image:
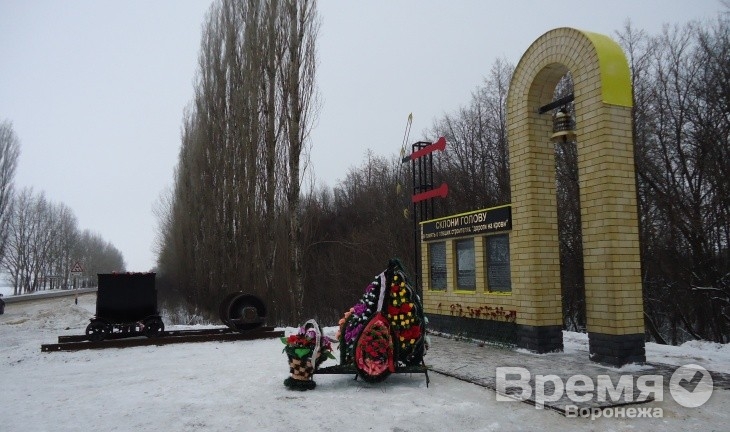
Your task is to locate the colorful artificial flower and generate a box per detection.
[281,326,335,361]
[338,262,427,369]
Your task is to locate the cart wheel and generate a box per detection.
[143,316,164,338]
[86,320,109,342]
[220,293,266,331]
[218,292,242,327]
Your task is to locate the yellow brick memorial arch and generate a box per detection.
[506,27,644,365]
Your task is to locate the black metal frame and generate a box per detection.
[537,92,574,114]
[406,141,437,291]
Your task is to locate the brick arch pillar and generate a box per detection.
[506,27,645,365]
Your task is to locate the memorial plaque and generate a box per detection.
[429,242,446,290]
[421,205,511,241]
[487,234,511,292]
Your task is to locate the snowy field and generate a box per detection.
[1,294,728,432]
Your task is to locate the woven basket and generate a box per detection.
[284,355,317,390]
[283,319,327,391]
[288,356,314,380]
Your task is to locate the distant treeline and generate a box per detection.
[156,1,730,345]
[0,122,126,295]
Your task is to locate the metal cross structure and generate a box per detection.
[402,136,448,291]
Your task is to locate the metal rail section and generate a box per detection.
[316,363,430,387]
[41,326,283,352]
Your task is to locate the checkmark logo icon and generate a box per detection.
[670,364,713,408]
[678,370,704,392]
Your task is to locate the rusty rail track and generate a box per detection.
[42,326,283,352]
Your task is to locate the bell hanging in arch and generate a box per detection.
[551,108,576,143]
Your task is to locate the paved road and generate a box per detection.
[426,334,730,414]
[3,287,97,304]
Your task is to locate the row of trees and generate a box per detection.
[157,2,729,344]
[623,17,730,343]
[0,121,126,295]
[155,0,318,323]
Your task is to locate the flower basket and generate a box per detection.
[284,354,317,390]
[282,319,334,391]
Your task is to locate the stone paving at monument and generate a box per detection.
[424,334,730,414]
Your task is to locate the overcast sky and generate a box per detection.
[0,0,724,272]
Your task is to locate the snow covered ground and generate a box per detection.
[1,294,728,432]
[563,330,730,373]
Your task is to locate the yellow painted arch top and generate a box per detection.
[578,29,633,107]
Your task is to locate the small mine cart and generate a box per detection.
[85,273,164,341]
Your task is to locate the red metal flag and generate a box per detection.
[409,136,446,160]
[412,182,449,203]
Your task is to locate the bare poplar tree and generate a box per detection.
[157,0,320,323]
[4,188,37,293]
[281,0,319,322]
[49,203,79,289]
[0,120,20,263]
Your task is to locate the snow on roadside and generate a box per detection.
[1,294,729,432]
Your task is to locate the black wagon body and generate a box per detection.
[96,273,157,322]
[86,272,164,341]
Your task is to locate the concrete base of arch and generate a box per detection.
[589,333,646,366]
[517,325,563,353]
